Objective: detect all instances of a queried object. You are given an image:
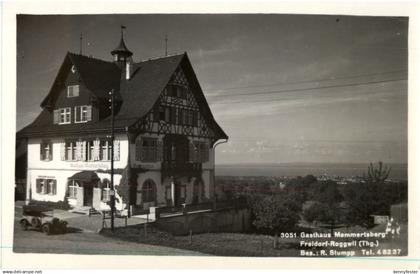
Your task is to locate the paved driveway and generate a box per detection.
[13,204,206,256]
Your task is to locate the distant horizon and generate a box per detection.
[215,161,408,166]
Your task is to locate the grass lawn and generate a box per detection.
[101,222,408,257]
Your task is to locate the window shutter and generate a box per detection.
[74,85,80,97]
[86,105,92,121]
[49,143,53,160]
[53,110,60,124]
[157,140,163,161]
[52,181,57,195]
[103,141,108,161]
[60,142,66,161]
[40,144,44,161]
[43,181,47,194]
[93,139,101,161]
[135,139,141,161]
[76,141,83,161]
[36,179,41,193]
[81,141,87,161]
[114,140,120,161]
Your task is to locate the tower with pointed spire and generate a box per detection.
[111,25,133,66]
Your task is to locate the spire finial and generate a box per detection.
[121,25,126,39]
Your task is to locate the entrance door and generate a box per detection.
[83,185,93,207]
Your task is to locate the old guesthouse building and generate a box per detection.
[17,33,228,215]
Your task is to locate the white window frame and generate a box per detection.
[59,108,71,124]
[65,141,77,161]
[67,85,80,98]
[40,142,52,161]
[40,180,46,194]
[100,140,112,161]
[102,180,111,202]
[87,140,95,161]
[74,105,88,123]
[68,180,78,199]
[46,179,56,195]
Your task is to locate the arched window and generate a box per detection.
[68,180,79,198]
[142,179,156,203]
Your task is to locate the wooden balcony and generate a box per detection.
[161,161,202,177]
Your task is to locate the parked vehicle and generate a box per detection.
[19,205,67,235]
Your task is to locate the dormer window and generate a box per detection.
[75,105,92,123]
[59,108,71,124]
[67,85,79,97]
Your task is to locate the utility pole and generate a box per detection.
[80,33,83,55]
[165,34,168,56]
[109,89,116,231]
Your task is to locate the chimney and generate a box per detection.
[126,62,132,80]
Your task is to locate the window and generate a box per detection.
[87,140,95,161]
[142,138,157,162]
[170,107,176,124]
[191,141,209,163]
[40,142,53,161]
[47,180,57,195]
[192,112,198,127]
[154,106,165,122]
[59,108,71,124]
[168,85,187,99]
[102,179,111,202]
[165,107,170,123]
[142,179,156,203]
[75,105,91,123]
[67,85,79,97]
[165,186,172,201]
[100,140,112,161]
[180,185,187,199]
[65,141,77,161]
[68,180,78,198]
[36,179,56,195]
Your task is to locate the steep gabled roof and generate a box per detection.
[18,52,228,140]
[68,53,122,98]
[117,54,185,121]
[41,53,121,108]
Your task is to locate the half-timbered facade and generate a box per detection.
[17,33,228,214]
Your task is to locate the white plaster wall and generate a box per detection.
[27,134,128,171]
[27,134,128,207]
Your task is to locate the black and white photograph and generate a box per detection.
[2,2,419,270]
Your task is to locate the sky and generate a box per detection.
[17,14,408,164]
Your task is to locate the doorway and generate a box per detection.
[83,185,93,207]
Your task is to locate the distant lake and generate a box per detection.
[215,163,408,180]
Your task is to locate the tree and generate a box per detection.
[367,161,391,184]
[251,195,300,247]
[303,180,343,233]
[343,161,397,227]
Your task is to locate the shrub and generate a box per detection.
[28,197,71,210]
